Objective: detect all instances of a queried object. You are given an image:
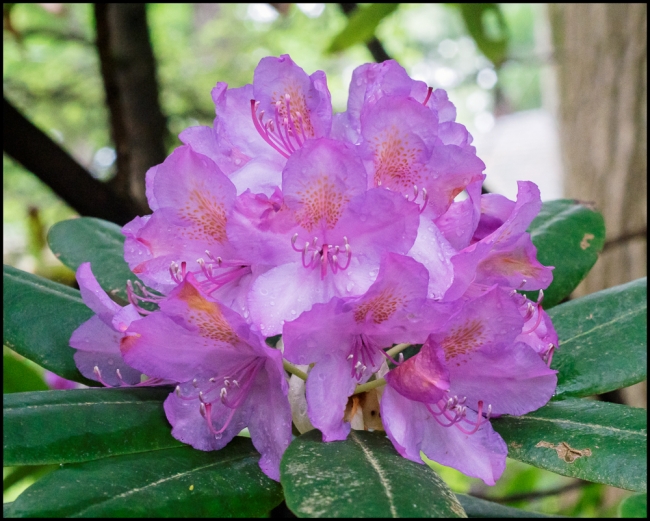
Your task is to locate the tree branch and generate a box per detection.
[338,3,392,62]
[3,97,138,225]
[94,3,168,214]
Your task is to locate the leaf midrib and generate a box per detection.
[4,272,83,303]
[502,414,647,438]
[556,304,646,347]
[350,432,398,518]
[4,399,165,411]
[70,453,254,517]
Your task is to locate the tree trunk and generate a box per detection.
[95,3,168,215]
[548,4,646,408]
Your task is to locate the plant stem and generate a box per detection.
[353,377,386,395]
[282,360,308,381]
[385,342,411,358]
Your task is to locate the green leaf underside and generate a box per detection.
[491,398,647,492]
[455,494,558,518]
[525,199,606,309]
[327,4,399,53]
[3,387,181,466]
[3,265,97,386]
[549,277,647,399]
[281,429,466,518]
[3,353,48,393]
[7,441,283,518]
[47,217,143,305]
[619,493,647,518]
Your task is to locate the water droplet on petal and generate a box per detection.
[346,282,354,292]
[260,288,268,296]
[290,309,297,315]
[270,301,275,306]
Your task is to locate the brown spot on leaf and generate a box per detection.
[580,233,595,250]
[536,441,592,463]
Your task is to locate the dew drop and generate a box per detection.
[234,158,242,166]
[290,309,297,315]
[346,282,354,292]
[260,288,269,296]
[270,301,275,306]
[108,359,114,366]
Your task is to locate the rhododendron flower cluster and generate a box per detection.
[70,55,558,484]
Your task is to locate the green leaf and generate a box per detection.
[3,502,15,518]
[524,199,606,308]
[3,387,182,466]
[619,493,647,518]
[454,4,509,68]
[281,429,466,517]
[455,494,557,518]
[491,398,647,492]
[3,465,57,492]
[327,4,399,53]
[550,277,647,399]
[8,442,283,517]
[3,352,48,393]
[3,265,96,386]
[47,217,140,304]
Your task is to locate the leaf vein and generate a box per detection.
[558,305,646,346]
[351,432,398,518]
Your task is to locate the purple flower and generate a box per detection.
[443,181,554,301]
[283,253,457,441]
[180,54,332,195]
[69,262,147,387]
[381,286,557,485]
[120,273,291,481]
[122,145,255,314]
[247,138,421,335]
[44,371,84,390]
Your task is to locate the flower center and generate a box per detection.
[250,94,309,158]
[291,234,352,279]
[425,394,492,435]
[175,357,265,439]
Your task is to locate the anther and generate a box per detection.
[209,377,216,383]
[347,354,354,360]
[486,404,492,420]
[192,378,198,388]
[198,391,205,402]
[220,387,227,399]
[398,353,404,364]
[175,385,181,396]
[199,403,207,417]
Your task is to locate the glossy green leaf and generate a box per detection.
[455,494,556,518]
[47,217,141,304]
[281,429,466,518]
[524,199,606,308]
[327,4,399,53]
[454,4,508,68]
[3,502,15,518]
[3,265,96,386]
[7,441,283,517]
[619,493,647,518]
[550,277,647,399]
[3,387,181,466]
[3,352,47,393]
[491,398,647,492]
[3,465,57,493]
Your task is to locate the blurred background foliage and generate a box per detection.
[2,3,642,517]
